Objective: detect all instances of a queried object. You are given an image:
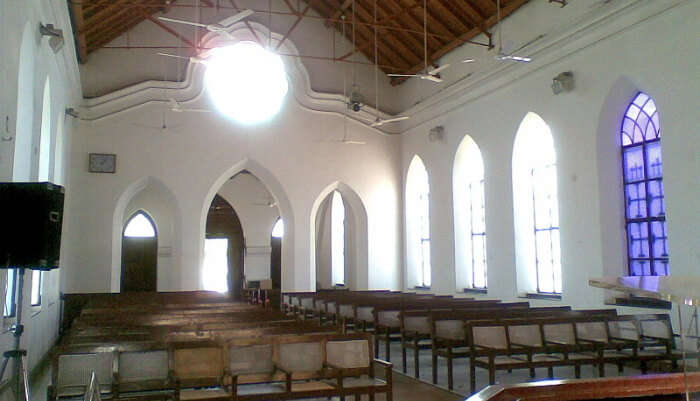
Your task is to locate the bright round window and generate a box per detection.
[205,42,289,124]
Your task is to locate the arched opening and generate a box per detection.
[204,195,244,298]
[406,155,431,289]
[311,182,368,291]
[453,135,487,291]
[513,112,561,294]
[270,218,283,290]
[121,211,158,292]
[38,77,51,181]
[315,191,348,288]
[13,22,36,181]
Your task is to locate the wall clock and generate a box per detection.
[88,153,116,173]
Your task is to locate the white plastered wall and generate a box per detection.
[400,1,699,309]
[0,0,81,386]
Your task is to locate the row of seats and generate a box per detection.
[51,291,393,401]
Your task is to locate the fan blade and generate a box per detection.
[428,64,450,75]
[421,74,443,83]
[180,109,211,113]
[462,58,476,63]
[218,9,255,27]
[343,140,366,145]
[382,116,410,124]
[158,17,208,28]
[387,74,419,77]
[158,52,189,60]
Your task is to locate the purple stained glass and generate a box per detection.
[621,92,667,276]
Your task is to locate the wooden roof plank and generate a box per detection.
[69,0,89,63]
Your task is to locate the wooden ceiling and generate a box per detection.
[68,0,531,83]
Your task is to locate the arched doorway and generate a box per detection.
[204,195,244,299]
[270,218,283,290]
[121,211,157,292]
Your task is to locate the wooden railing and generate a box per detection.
[465,372,700,401]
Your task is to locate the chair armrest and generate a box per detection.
[373,358,392,368]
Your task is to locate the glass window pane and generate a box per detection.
[651,114,660,137]
[472,235,487,288]
[470,182,486,233]
[653,260,669,276]
[421,240,431,287]
[536,230,554,293]
[627,222,649,259]
[633,93,649,107]
[622,118,635,146]
[31,270,41,306]
[645,142,663,179]
[551,230,562,293]
[271,219,284,238]
[647,180,665,217]
[4,270,16,317]
[331,192,345,286]
[625,183,647,218]
[629,260,650,276]
[626,104,641,120]
[651,221,669,259]
[642,99,657,118]
[623,146,645,182]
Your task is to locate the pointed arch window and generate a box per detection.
[124,212,156,238]
[331,191,346,286]
[406,156,431,288]
[513,113,561,294]
[271,218,284,238]
[454,136,487,290]
[621,93,668,276]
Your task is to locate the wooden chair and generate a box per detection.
[48,346,117,401]
[168,341,230,401]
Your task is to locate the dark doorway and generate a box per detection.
[205,195,245,300]
[121,211,158,292]
[270,218,283,290]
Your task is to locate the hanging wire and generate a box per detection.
[269,0,273,49]
[423,0,428,72]
[374,0,379,120]
[342,15,348,142]
[497,0,503,53]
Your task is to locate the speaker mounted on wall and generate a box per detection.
[0,182,65,270]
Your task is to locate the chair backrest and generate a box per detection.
[638,314,673,341]
[471,324,509,350]
[326,339,370,369]
[357,306,374,322]
[575,320,609,343]
[118,349,169,384]
[607,316,640,341]
[435,320,465,341]
[171,343,223,381]
[403,316,431,334]
[229,344,275,377]
[278,341,324,375]
[542,322,577,345]
[508,323,543,347]
[339,304,355,318]
[56,351,114,397]
[377,311,401,327]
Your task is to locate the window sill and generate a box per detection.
[462,287,488,295]
[413,286,431,291]
[608,296,671,310]
[520,292,562,301]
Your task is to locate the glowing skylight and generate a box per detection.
[205,42,289,124]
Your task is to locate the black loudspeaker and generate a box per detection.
[0,182,65,270]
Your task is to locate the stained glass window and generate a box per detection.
[621,93,668,276]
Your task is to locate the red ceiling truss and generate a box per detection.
[67,0,530,84]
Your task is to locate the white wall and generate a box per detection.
[0,0,81,391]
[217,172,281,281]
[400,1,699,309]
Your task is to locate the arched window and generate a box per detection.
[406,156,431,288]
[621,93,668,276]
[124,212,156,238]
[271,218,284,238]
[331,191,345,286]
[513,113,561,294]
[453,136,487,290]
[38,78,51,181]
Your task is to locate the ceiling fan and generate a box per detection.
[494,0,534,63]
[252,199,278,208]
[360,0,409,128]
[168,98,210,113]
[158,9,254,39]
[387,0,450,83]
